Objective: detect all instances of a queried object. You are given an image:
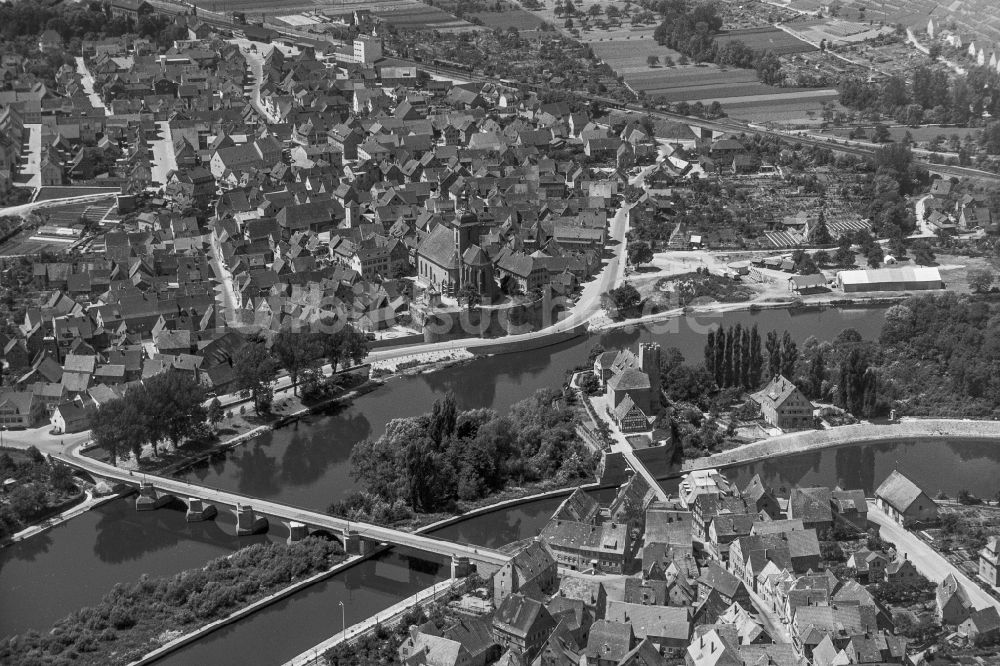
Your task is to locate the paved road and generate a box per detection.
[75,56,109,116]
[0,192,118,219]
[149,120,178,186]
[17,123,41,189]
[57,442,510,567]
[868,502,1000,612]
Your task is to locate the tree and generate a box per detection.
[234,337,279,414]
[765,330,781,379]
[646,54,659,67]
[834,237,855,267]
[207,398,224,431]
[322,324,371,372]
[628,240,654,267]
[588,3,602,17]
[29,400,49,427]
[605,282,641,317]
[808,210,833,245]
[748,324,763,388]
[872,123,891,143]
[144,371,207,449]
[911,241,935,265]
[780,330,798,379]
[866,244,884,268]
[457,282,482,310]
[272,330,323,395]
[968,268,994,294]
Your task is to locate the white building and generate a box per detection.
[836,266,943,293]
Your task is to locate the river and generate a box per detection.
[2,306,892,656]
[176,306,889,512]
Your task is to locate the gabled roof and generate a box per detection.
[875,470,930,514]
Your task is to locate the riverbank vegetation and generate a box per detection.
[329,390,598,523]
[0,537,345,664]
[0,446,81,539]
[90,370,207,464]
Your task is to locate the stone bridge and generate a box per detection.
[59,452,508,579]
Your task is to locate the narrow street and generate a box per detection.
[149,120,177,186]
[75,56,109,115]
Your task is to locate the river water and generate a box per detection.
[176,306,890,512]
[2,306,896,658]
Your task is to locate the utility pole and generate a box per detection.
[339,600,345,639]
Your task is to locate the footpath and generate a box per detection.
[682,418,1000,472]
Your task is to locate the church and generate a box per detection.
[593,343,662,432]
[415,207,498,302]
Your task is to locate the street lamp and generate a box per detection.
[339,600,345,639]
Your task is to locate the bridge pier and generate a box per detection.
[451,555,472,579]
[185,498,217,522]
[287,521,308,544]
[235,504,269,536]
[135,483,174,511]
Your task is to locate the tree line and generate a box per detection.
[332,390,596,521]
[91,370,207,464]
[92,326,371,463]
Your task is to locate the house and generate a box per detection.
[398,626,471,666]
[831,489,868,529]
[960,607,1000,645]
[874,470,938,526]
[698,562,751,609]
[787,487,833,531]
[884,555,920,586]
[51,401,89,434]
[742,474,780,520]
[597,343,662,423]
[937,573,973,625]
[751,375,813,430]
[541,518,632,574]
[686,627,741,666]
[492,593,557,661]
[493,539,558,606]
[846,549,888,583]
[980,536,1000,587]
[604,601,690,649]
[0,390,35,428]
[583,620,635,666]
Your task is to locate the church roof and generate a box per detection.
[418,224,458,270]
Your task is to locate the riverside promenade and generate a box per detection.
[284,578,461,666]
[682,418,1000,472]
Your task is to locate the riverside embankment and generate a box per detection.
[682,418,1000,472]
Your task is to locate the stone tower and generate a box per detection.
[453,207,480,257]
[639,342,661,412]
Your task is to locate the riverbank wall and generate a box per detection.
[592,295,903,333]
[682,418,1000,473]
[284,578,464,666]
[470,324,588,357]
[129,552,367,666]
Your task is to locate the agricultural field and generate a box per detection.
[466,7,547,31]
[713,27,816,56]
[719,94,844,124]
[589,35,683,74]
[375,3,475,32]
[195,0,316,15]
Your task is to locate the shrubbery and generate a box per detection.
[0,448,80,539]
[0,538,344,665]
[330,390,596,521]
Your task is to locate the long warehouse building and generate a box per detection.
[836,266,944,292]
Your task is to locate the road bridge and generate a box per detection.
[57,448,509,579]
